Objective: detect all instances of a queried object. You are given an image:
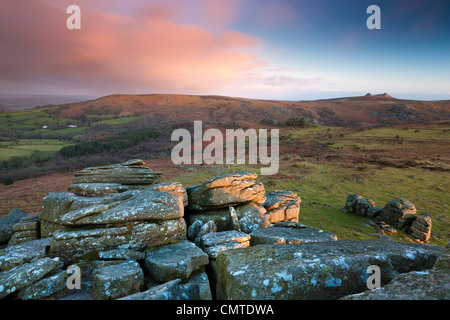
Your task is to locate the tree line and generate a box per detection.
[59,127,163,157]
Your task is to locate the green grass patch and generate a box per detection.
[0,139,74,161]
[164,158,448,246]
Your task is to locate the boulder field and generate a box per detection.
[0,160,447,300]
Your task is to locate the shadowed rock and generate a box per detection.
[0,257,62,299]
[250,224,338,245]
[145,240,209,282]
[92,260,144,300]
[215,240,444,300]
[262,191,301,223]
[341,242,450,300]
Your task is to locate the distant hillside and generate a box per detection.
[49,93,450,128]
[0,95,97,111]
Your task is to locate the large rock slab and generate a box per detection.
[60,190,184,226]
[72,159,162,185]
[215,240,444,300]
[67,183,130,197]
[145,240,209,282]
[40,191,138,237]
[118,279,201,300]
[250,225,338,245]
[49,219,186,260]
[149,182,188,207]
[200,231,251,259]
[186,172,266,211]
[0,257,62,299]
[0,238,52,272]
[92,260,144,300]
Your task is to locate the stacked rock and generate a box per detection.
[409,216,432,243]
[40,160,186,261]
[343,194,382,218]
[380,198,417,229]
[262,190,301,224]
[185,171,270,234]
[8,213,41,246]
[344,195,433,243]
[0,208,28,245]
[379,198,432,242]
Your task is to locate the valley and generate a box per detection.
[0,92,448,247]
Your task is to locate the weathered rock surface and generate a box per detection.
[8,213,41,246]
[344,195,433,242]
[187,203,269,233]
[17,270,69,300]
[0,257,62,299]
[149,181,189,207]
[188,220,217,246]
[72,159,162,185]
[59,190,184,226]
[3,160,447,301]
[0,209,28,244]
[0,238,52,272]
[118,279,201,300]
[200,231,251,259]
[262,191,301,223]
[67,183,130,197]
[98,248,146,261]
[186,171,266,211]
[215,240,444,300]
[250,224,338,245]
[145,240,209,282]
[343,194,381,218]
[409,216,432,242]
[49,219,186,260]
[341,242,450,300]
[92,260,144,300]
[380,198,417,229]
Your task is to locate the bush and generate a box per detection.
[3,177,13,185]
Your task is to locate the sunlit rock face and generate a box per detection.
[186,171,266,211]
[262,191,301,224]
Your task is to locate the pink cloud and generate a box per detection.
[0,0,268,95]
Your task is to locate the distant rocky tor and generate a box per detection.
[343,194,432,242]
[0,160,448,300]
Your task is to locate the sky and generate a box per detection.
[0,0,449,101]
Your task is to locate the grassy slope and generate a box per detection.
[161,124,449,247]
